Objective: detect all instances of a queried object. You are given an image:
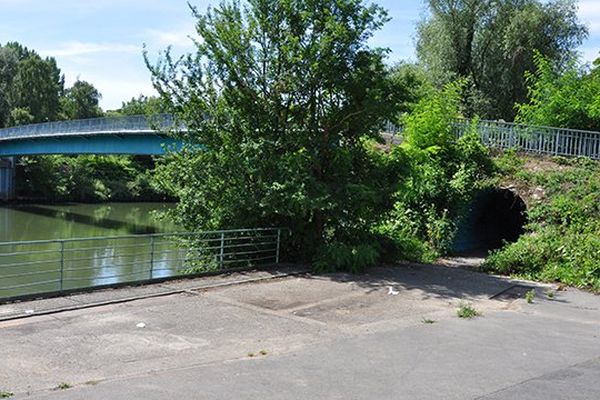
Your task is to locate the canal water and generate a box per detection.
[0,203,183,299]
[0,202,180,242]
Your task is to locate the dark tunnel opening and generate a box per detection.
[452,189,527,255]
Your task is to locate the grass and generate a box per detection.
[0,391,13,399]
[484,154,600,292]
[456,302,480,319]
[54,383,72,391]
[525,289,536,304]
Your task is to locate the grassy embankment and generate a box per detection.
[484,151,600,291]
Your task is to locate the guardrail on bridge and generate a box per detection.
[0,114,175,141]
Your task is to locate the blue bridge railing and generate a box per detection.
[0,114,175,141]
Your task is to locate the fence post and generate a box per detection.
[219,232,225,269]
[276,229,281,264]
[59,240,65,292]
[149,236,155,280]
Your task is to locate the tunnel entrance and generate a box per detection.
[451,189,527,255]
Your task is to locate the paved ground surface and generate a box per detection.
[1,262,599,399]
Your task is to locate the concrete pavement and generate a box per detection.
[1,263,599,399]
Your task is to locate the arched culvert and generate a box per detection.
[451,188,527,255]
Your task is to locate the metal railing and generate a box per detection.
[456,120,600,160]
[0,114,175,141]
[5,113,600,159]
[0,228,283,301]
[384,119,600,160]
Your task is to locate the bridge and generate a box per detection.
[0,114,183,200]
[2,114,600,200]
[0,114,181,157]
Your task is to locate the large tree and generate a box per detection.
[0,42,64,126]
[417,0,587,120]
[61,80,103,120]
[147,0,401,258]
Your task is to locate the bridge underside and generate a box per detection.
[0,134,181,157]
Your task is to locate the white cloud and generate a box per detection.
[580,46,600,63]
[40,41,140,58]
[579,0,600,34]
[144,26,196,49]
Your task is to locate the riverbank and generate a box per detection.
[14,155,173,203]
[484,153,600,291]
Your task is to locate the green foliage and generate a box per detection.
[388,62,432,120]
[484,155,600,291]
[0,391,13,399]
[16,155,168,203]
[456,302,480,319]
[525,289,536,304]
[375,84,495,262]
[516,53,600,131]
[54,383,71,391]
[8,107,34,126]
[8,49,64,124]
[313,242,379,274]
[0,42,105,128]
[61,80,103,120]
[493,149,525,176]
[115,95,166,117]
[416,0,587,120]
[146,0,407,262]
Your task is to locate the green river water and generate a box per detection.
[0,203,182,299]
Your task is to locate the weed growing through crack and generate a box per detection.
[247,352,256,358]
[545,290,555,299]
[0,391,13,398]
[457,302,480,319]
[525,289,536,304]
[422,318,437,324]
[259,350,268,356]
[54,383,71,391]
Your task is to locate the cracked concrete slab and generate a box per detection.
[0,263,598,399]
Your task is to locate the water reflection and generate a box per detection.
[0,203,181,298]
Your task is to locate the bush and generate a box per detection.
[313,242,379,274]
[374,83,495,263]
[484,226,600,291]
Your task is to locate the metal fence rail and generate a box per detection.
[0,114,175,141]
[384,119,600,160]
[456,120,600,160]
[0,228,283,301]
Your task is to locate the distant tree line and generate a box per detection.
[0,41,166,129]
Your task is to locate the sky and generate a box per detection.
[0,0,599,110]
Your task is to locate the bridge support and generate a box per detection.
[0,157,16,201]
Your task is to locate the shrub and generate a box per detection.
[313,242,379,274]
[375,83,495,262]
